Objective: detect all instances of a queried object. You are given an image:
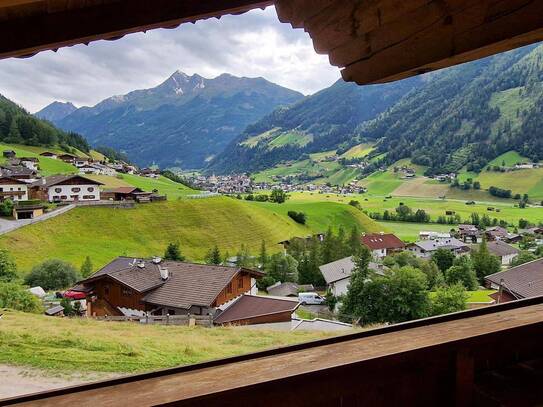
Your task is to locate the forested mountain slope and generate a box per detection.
[210,43,543,176]
[49,72,304,169]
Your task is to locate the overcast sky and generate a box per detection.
[0,6,340,113]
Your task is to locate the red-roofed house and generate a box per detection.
[361,233,405,259]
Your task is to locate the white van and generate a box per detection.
[298,292,326,305]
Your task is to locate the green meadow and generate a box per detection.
[0,143,78,176]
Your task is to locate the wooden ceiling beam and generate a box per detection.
[0,0,273,59]
[276,0,543,84]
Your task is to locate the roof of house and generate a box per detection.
[45,305,64,316]
[485,258,543,299]
[266,282,314,297]
[487,241,520,258]
[361,233,405,250]
[213,295,299,325]
[410,238,468,252]
[319,257,386,284]
[0,165,37,176]
[31,174,104,188]
[80,257,263,310]
[105,187,146,194]
[0,176,29,185]
[486,226,508,238]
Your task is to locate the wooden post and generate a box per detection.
[166,313,170,326]
[455,348,474,407]
[145,312,149,325]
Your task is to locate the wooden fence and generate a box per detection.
[94,314,214,327]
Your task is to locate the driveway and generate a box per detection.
[0,204,75,235]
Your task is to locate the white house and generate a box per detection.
[0,176,29,201]
[319,256,387,297]
[407,237,469,259]
[31,175,103,202]
[361,233,405,259]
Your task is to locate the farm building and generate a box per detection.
[30,174,103,202]
[102,187,153,203]
[213,295,299,325]
[75,257,263,317]
[266,282,314,297]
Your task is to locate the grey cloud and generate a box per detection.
[0,6,340,112]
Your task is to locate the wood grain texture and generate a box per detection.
[5,302,543,406]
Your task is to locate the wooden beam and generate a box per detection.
[0,0,273,60]
[5,297,543,406]
[276,0,543,84]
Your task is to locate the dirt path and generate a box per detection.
[0,364,118,400]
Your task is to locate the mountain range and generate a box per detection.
[38,72,303,169]
[210,43,543,175]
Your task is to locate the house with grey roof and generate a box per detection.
[30,174,103,202]
[485,258,543,303]
[486,240,520,265]
[75,257,263,317]
[266,282,314,297]
[319,256,387,297]
[406,237,469,259]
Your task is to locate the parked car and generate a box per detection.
[298,292,326,305]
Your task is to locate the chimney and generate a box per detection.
[159,266,169,281]
[152,256,162,264]
[137,260,145,268]
[41,178,46,185]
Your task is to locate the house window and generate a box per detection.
[121,287,132,296]
[83,195,96,199]
[71,187,81,193]
[104,285,110,297]
[226,282,233,294]
[53,196,60,200]
[0,188,3,192]
[87,187,94,192]
[55,188,62,193]
[167,309,176,315]
[237,276,244,289]
[60,195,67,200]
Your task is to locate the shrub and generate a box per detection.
[164,242,185,261]
[0,282,43,313]
[431,284,468,316]
[287,211,306,224]
[0,199,14,217]
[0,249,18,282]
[24,259,80,291]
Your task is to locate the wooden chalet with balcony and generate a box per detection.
[75,257,263,317]
[0,176,28,202]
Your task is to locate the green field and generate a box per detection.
[341,143,374,159]
[358,169,403,195]
[253,159,341,183]
[288,192,543,226]
[0,197,381,272]
[0,143,78,176]
[0,310,332,373]
[268,131,313,149]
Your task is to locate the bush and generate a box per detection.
[0,249,18,282]
[0,199,14,217]
[256,274,276,291]
[287,211,306,224]
[0,282,43,313]
[431,284,468,316]
[24,259,80,291]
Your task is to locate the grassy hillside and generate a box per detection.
[0,143,78,176]
[0,310,332,373]
[0,197,381,272]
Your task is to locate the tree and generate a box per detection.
[205,245,222,265]
[287,211,306,224]
[164,242,185,261]
[267,253,298,283]
[0,282,43,313]
[80,256,93,278]
[471,238,501,281]
[432,284,468,316]
[347,226,362,256]
[511,251,537,267]
[444,257,478,290]
[0,199,14,217]
[24,259,80,291]
[385,266,431,323]
[419,260,445,290]
[269,188,289,204]
[60,297,75,316]
[431,248,455,272]
[0,249,17,282]
[258,240,268,270]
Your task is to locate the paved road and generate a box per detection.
[0,204,75,235]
